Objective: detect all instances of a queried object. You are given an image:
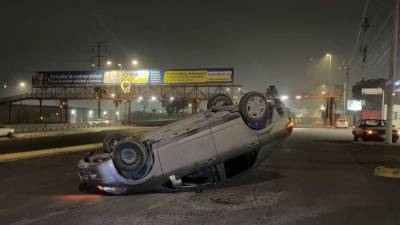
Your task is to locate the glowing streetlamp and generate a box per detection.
[280,95,288,101]
[169,96,175,101]
[295,95,302,100]
[106,61,112,66]
[151,96,157,101]
[110,93,116,98]
[19,82,26,88]
[132,59,138,66]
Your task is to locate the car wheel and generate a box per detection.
[207,93,233,110]
[239,91,269,130]
[8,132,14,138]
[353,135,358,141]
[103,132,128,153]
[112,138,149,173]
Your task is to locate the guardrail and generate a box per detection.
[8,123,119,133]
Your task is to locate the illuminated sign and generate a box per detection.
[347,100,362,111]
[104,70,150,84]
[163,69,233,84]
[33,71,103,86]
[32,68,234,86]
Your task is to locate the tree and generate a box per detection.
[165,99,188,115]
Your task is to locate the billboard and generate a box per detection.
[33,71,103,86]
[32,68,234,86]
[163,69,233,84]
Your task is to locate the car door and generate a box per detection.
[210,118,259,161]
[157,128,218,176]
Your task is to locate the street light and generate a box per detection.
[106,61,112,66]
[280,95,288,101]
[325,53,333,126]
[151,96,157,101]
[3,84,6,89]
[138,96,143,102]
[19,82,26,88]
[295,95,302,100]
[169,96,175,101]
[110,93,116,98]
[132,59,138,66]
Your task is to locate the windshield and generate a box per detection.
[363,120,386,127]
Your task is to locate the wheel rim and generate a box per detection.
[246,96,266,119]
[120,148,139,165]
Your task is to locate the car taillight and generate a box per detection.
[286,121,294,133]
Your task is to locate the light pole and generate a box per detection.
[326,53,332,126]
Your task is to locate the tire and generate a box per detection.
[103,132,128,153]
[207,93,233,110]
[238,91,269,130]
[112,138,149,173]
[353,135,358,141]
[8,132,14,138]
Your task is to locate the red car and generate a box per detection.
[352,119,399,143]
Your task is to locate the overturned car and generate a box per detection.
[77,91,292,195]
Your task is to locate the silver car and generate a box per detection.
[77,91,292,195]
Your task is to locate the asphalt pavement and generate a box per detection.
[1,128,400,225]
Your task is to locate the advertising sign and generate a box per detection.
[163,69,233,84]
[103,70,150,84]
[32,68,234,86]
[33,71,103,86]
[347,100,362,111]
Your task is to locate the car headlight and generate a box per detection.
[366,130,376,135]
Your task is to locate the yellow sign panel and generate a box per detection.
[164,70,208,83]
[163,70,232,84]
[104,70,149,84]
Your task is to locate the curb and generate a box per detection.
[0,143,102,163]
[374,166,400,179]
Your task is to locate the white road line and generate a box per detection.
[0,143,102,163]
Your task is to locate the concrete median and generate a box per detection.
[0,143,102,163]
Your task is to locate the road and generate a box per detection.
[1,128,400,225]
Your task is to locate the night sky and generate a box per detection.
[0,0,388,98]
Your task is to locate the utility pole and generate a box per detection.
[344,66,350,118]
[92,42,107,71]
[386,0,399,144]
[92,42,106,120]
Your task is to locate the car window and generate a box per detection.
[364,120,384,127]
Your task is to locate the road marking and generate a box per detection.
[0,143,102,163]
[374,166,400,179]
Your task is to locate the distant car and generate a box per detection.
[77,92,292,195]
[352,119,399,142]
[335,119,349,128]
[0,125,15,137]
[88,119,110,126]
